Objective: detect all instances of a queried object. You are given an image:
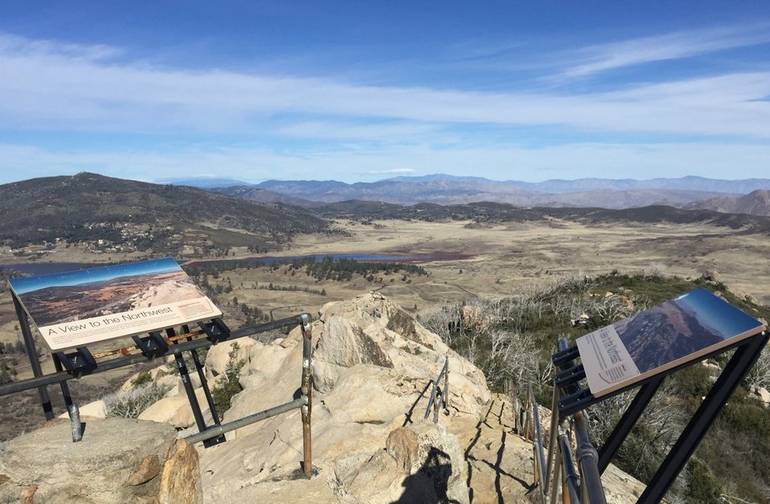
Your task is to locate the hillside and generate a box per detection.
[223,174,770,208]
[317,200,770,233]
[213,186,318,207]
[688,189,770,216]
[0,173,327,254]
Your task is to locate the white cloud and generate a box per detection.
[561,24,770,78]
[1,32,770,139]
[276,121,439,141]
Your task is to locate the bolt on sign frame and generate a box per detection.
[534,329,769,504]
[1,290,316,478]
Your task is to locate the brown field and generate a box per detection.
[204,219,770,323]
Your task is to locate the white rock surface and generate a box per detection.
[120,291,647,503]
[57,399,107,420]
[139,388,210,428]
[0,418,202,504]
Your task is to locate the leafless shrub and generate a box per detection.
[746,343,770,391]
[103,383,171,418]
[587,385,687,497]
[483,330,540,389]
[420,304,464,346]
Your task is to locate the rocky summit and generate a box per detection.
[1,293,645,503]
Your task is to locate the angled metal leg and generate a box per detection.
[598,375,664,474]
[637,332,769,504]
[12,294,53,420]
[174,351,208,431]
[168,327,225,448]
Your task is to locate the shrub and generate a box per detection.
[211,343,245,414]
[103,383,171,418]
[131,370,153,387]
[0,364,12,385]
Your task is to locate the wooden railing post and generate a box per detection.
[300,314,313,478]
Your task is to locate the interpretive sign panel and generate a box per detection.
[577,288,765,397]
[10,258,221,351]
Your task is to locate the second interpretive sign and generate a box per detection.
[577,288,766,397]
[10,258,221,351]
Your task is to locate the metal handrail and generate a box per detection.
[559,427,582,502]
[534,337,607,504]
[529,383,548,503]
[424,356,449,423]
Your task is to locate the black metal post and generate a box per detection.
[559,430,582,503]
[174,350,209,439]
[168,327,225,447]
[574,411,607,504]
[52,353,82,441]
[597,375,664,474]
[637,332,770,504]
[12,293,53,420]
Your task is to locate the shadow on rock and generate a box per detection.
[392,447,462,504]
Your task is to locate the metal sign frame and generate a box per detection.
[545,330,769,504]
[1,291,316,477]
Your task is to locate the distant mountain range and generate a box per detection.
[171,174,770,213]
[2,173,770,254]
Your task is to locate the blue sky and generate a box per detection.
[1,1,770,183]
[10,257,180,294]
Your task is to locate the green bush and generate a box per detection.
[131,370,153,387]
[0,363,13,385]
[686,458,722,503]
[212,343,245,414]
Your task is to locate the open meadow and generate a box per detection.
[203,218,770,323]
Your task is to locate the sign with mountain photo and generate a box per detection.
[10,258,222,351]
[577,288,766,398]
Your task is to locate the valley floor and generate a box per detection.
[197,219,770,324]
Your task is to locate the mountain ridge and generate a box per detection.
[214,174,770,209]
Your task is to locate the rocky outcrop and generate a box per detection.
[0,417,201,504]
[186,292,643,503]
[198,292,490,503]
[106,291,645,503]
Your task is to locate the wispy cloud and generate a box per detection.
[1,31,769,139]
[1,29,770,181]
[276,121,439,141]
[561,24,770,78]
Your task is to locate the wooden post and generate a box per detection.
[300,315,313,478]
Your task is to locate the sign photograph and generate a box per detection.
[577,288,766,397]
[10,258,222,350]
